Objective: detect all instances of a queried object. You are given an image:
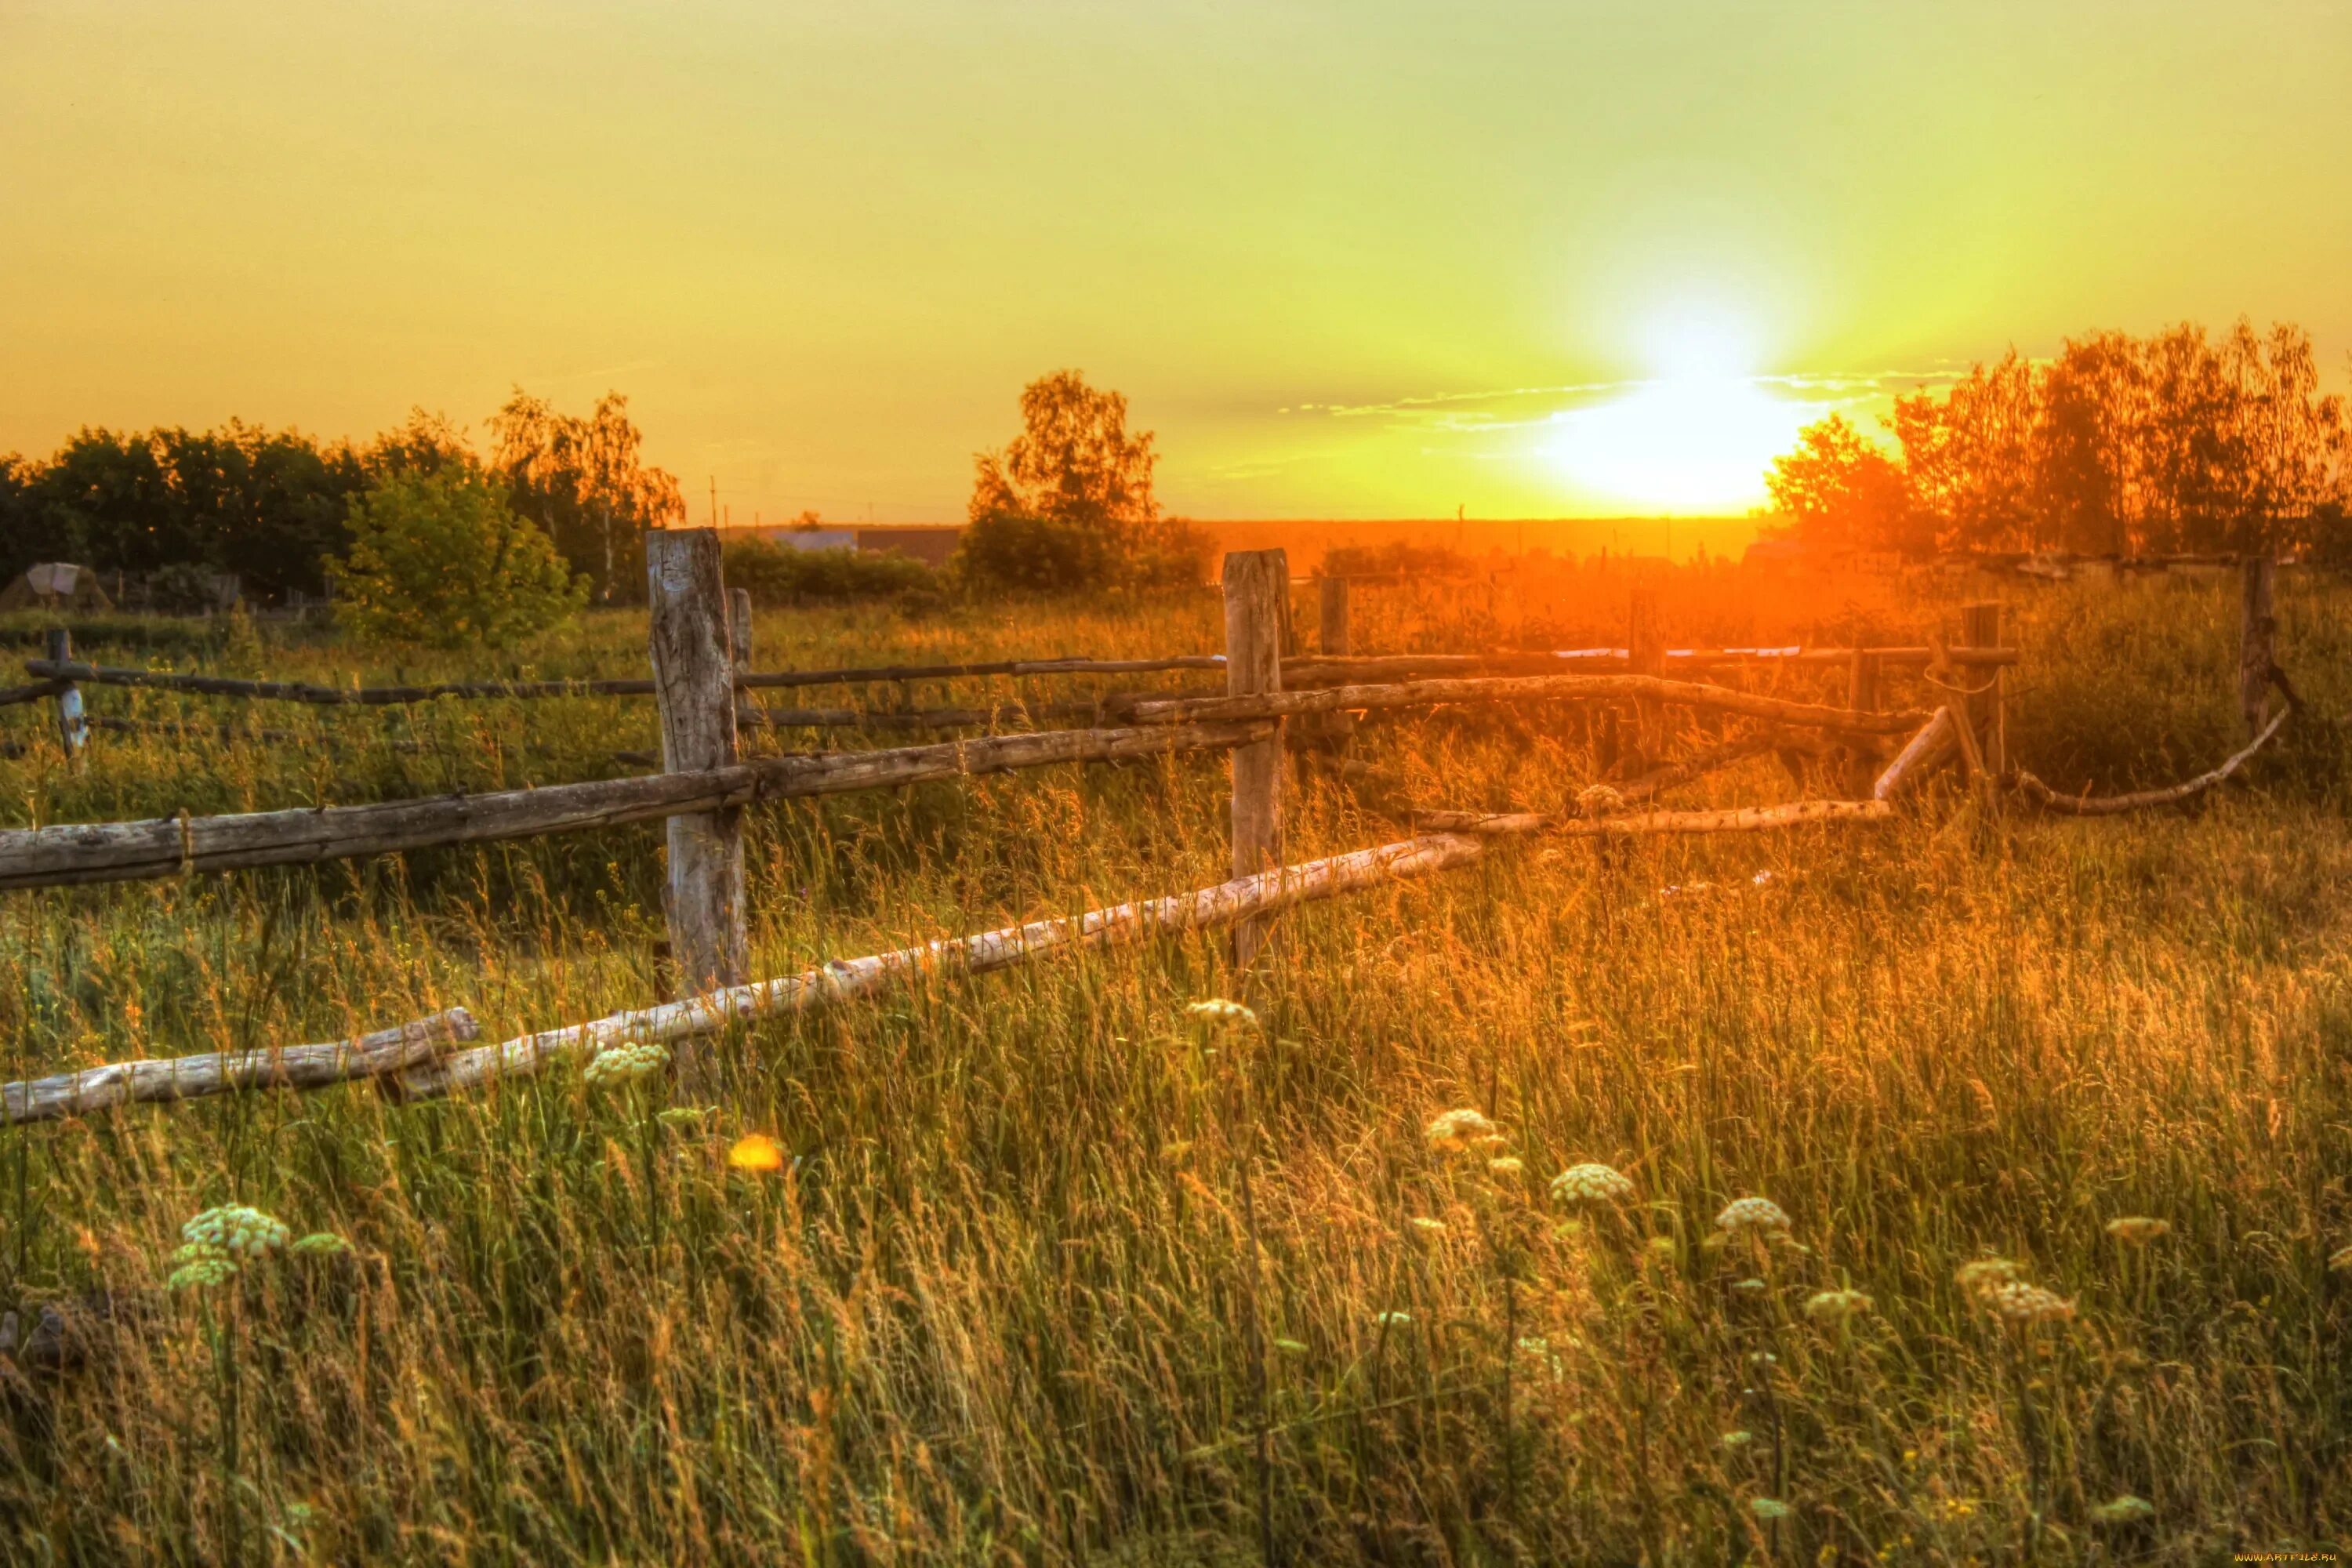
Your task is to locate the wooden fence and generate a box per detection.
[0,542,2299,1125]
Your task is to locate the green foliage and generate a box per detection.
[956,369,1214,593]
[328,470,588,649]
[721,538,935,604]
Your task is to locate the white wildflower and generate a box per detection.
[582,1040,670,1088]
[1550,1163,1635,1205]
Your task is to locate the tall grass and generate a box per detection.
[2,568,2347,1563]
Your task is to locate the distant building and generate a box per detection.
[731,524,965,570]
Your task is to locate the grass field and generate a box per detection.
[2,566,2349,1564]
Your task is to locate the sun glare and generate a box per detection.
[1541,306,1820,514]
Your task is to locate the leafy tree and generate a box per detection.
[956,370,1211,593]
[1763,415,1917,554]
[328,470,587,648]
[487,390,683,603]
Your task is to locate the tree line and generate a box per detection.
[0,391,682,605]
[1766,318,2349,557]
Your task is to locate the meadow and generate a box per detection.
[1,563,2348,1565]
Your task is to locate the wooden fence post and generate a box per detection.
[647,529,746,1091]
[2238,555,2276,739]
[728,586,757,726]
[1960,602,2005,779]
[1319,575,1351,658]
[1225,550,1287,967]
[46,628,85,763]
[1626,588,1662,772]
[1844,649,1882,797]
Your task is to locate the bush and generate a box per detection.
[953,513,1213,595]
[720,539,936,604]
[328,470,587,649]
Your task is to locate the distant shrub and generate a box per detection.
[1319,540,1472,579]
[329,470,587,649]
[721,539,936,604]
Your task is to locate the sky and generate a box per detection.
[4,1,2349,523]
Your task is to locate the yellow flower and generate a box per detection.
[2105,1216,2170,1244]
[1425,1108,1498,1151]
[727,1134,786,1173]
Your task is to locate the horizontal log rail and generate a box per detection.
[1874,709,1958,801]
[1413,799,1895,837]
[2010,704,2290,815]
[20,647,2016,709]
[0,720,1269,891]
[5,1007,478,1124]
[398,833,1484,1098]
[1127,675,1929,736]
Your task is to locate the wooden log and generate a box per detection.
[0,718,1271,891]
[1845,649,1882,797]
[648,532,750,1081]
[47,629,85,762]
[1415,799,1894,837]
[2013,704,2288,816]
[24,659,662,705]
[4,1007,478,1125]
[1281,648,2020,684]
[0,678,67,709]
[1224,549,1288,966]
[398,833,1483,1099]
[1318,576,1352,657]
[2239,555,2276,740]
[1961,602,2006,778]
[1874,709,1958,802]
[1127,674,1927,736]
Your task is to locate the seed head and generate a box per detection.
[1750,1498,1791,1521]
[1408,1217,1448,1236]
[1985,1280,2074,1327]
[1577,783,1626,818]
[2105,1216,2170,1244]
[1721,1429,1755,1449]
[1714,1197,1791,1237]
[1425,1108,1497,1151]
[1550,1163,1635,1205]
[1804,1288,1873,1327]
[583,1040,670,1087]
[182,1205,290,1259]
[2331,1244,2352,1274]
[2089,1495,2155,1526]
[1486,1156,1525,1177]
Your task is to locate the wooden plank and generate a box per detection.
[0,719,1271,891]
[647,532,748,1091]
[1224,549,1287,966]
[2239,556,2276,740]
[398,833,1484,1099]
[1127,674,1927,735]
[4,1008,478,1124]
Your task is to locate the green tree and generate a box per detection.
[956,369,1210,592]
[328,470,588,648]
[1763,414,1917,554]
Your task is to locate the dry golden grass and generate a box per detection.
[1,565,2347,1563]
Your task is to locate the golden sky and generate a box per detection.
[4,2,2348,521]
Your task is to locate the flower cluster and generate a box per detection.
[1186,999,1258,1029]
[1425,1108,1498,1152]
[2105,1215,2170,1243]
[1714,1197,1791,1238]
[1804,1288,1873,1328]
[1576,783,1627,818]
[167,1243,239,1292]
[582,1040,670,1087]
[2089,1495,2155,1526]
[290,1232,352,1258]
[1550,1163,1635,1205]
[1954,1255,2073,1326]
[183,1205,290,1260]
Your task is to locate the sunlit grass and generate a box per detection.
[2,568,2348,1562]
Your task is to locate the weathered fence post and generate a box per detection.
[1225,550,1287,967]
[1960,602,2006,779]
[46,628,85,763]
[1319,575,1351,658]
[1845,649,1882,797]
[1626,588,1662,772]
[2238,555,2276,740]
[647,529,746,1091]
[728,586,757,727]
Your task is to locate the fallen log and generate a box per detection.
[1127,675,1927,736]
[4,1007,478,1125]
[399,833,1485,1096]
[0,720,1269,891]
[1413,799,1895,837]
[2011,705,2289,815]
[0,678,67,708]
[1874,708,1958,801]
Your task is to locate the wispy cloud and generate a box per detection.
[1283,367,1969,433]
